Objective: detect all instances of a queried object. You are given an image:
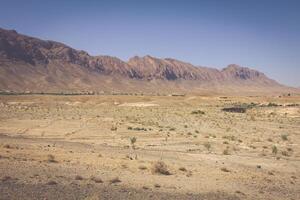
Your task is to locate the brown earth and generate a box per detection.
[0,94,299,199]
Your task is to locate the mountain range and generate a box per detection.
[0,28,297,95]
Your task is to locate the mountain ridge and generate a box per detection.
[0,28,297,95]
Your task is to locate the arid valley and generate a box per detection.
[0,94,299,200]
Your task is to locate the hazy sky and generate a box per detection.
[1,0,299,87]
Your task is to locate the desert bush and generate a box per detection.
[130,137,137,149]
[3,144,11,149]
[75,175,84,180]
[179,167,187,172]
[287,147,293,152]
[272,146,278,155]
[222,107,246,113]
[191,110,205,115]
[47,154,57,163]
[152,161,171,175]
[223,149,230,155]
[111,126,117,131]
[220,167,230,172]
[267,102,280,107]
[203,142,211,152]
[91,176,103,183]
[47,180,57,185]
[1,176,11,182]
[110,177,121,184]
[138,165,147,170]
[281,134,288,141]
[222,135,236,141]
[281,151,289,157]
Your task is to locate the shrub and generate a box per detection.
[222,107,246,113]
[191,110,205,115]
[272,146,278,155]
[110,177,121,184]
[47,180,57,185]
[281,151,289,157]
[281,134,288,141]
[203,142,211,152]
[111,126,117,131]
[138,165,147,170]
[130,137,137,149]
[152,161,171,175]
[47,154,57,163]
[220,167,230,172]
[179,167,187,172]
[75,175,84,180]
[223,149,230,155]
[91,176,103,183]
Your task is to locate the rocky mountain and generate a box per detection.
[0,28,296,94]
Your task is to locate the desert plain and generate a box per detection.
[0,94,299,200]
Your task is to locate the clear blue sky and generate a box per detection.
[1,0,299,87]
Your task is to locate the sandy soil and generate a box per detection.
[0,94,299,200]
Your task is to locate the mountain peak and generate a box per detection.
[0,27,291,94]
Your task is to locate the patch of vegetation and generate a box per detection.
[91,176,103,183]
[222,135,236,141]
[281,151,289,157]
[75,175,84,180]
[138,165,147,170]
[267,102,280,107]
[191,110,205,115]
[110,177,121,184]
[179,167,187,172]
[281,134,288,141]
[272,145,278,155]
[47,180,57,185]
[152,161,171,175]
[1,176,12,182]
[111,126,117,131]
[203,142,211,151]
[222,102,259,113]
[130,137,137,149]
[222,107,246,113]
[47,154,57,163]
[223,148,230,155]
[220,167,230,172]
[131,127,147,131]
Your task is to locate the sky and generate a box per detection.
[0,0,299,87]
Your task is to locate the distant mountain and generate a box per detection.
[0,28,297,95]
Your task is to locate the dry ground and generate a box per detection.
[0,94,299,200]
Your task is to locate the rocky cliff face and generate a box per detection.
[0,28,292,94]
